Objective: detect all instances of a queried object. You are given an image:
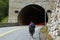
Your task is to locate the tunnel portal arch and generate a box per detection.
[18,4,48,25]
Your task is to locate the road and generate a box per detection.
[0,26,44,40]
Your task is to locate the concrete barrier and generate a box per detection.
[0,23,19,27]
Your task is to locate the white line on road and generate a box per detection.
[0,27,25,38]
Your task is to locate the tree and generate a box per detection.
[0,0,9,22]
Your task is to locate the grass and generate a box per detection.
[0,16,8,23]
[40,26,53,40]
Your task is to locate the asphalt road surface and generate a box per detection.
[0,26,43,40]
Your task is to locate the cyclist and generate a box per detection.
[29,21,36,38]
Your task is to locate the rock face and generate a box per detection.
[47,0,60,39]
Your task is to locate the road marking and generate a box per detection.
[0,27,25,38]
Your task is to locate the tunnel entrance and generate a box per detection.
[18,4,48,25]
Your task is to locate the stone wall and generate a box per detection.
[8,0,56,23]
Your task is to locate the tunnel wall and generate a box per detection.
[8,0,56,23]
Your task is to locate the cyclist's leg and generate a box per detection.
[29,27,35,38]
[31,28,35,38]
[29,27,32,36]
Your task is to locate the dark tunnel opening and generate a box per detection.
[18,4,48,25]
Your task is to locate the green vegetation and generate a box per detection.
[0,0,9,23]
[1,16,8,23]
